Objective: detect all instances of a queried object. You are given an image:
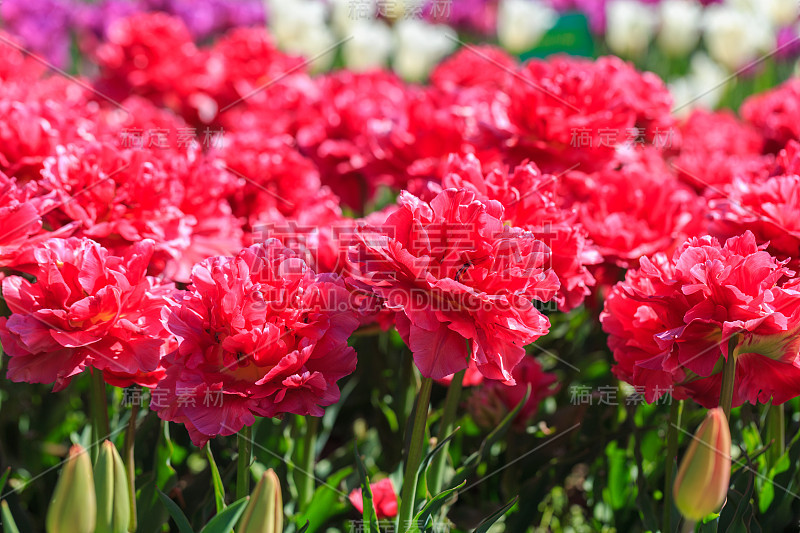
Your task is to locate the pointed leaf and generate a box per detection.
[205,444,226,514]
[0,469,10,494]
[1,500,20,533]
[408,482,465,532]
[157,490,194,533]
[199,496,249,533]
[298,466,353,533]
[420,427,460,495]
[474,496,518,533]
[353,442,379,533]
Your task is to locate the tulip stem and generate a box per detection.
[296,415,319,511]
[91,369,110,460]
[720,337,738,420]
[766,402,785,467]
[124,395,139,532]
[237,425,253,500]
[429,368,465,495]
[398,376,433,531]
[663,399,683,533]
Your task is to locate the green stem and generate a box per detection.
[766,402,785,467]
[398,352,416,438]
[663,399,683,533]
[720,337,738,420]
[428,368,465,495]
[236,425,253,500]
[296,416,319,511]
[91,369,110,461]
[398,377,434,531]
[124,395,139,532]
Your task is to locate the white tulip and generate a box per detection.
[268,0,337,72]
[762,0,800,27]
[331,0,377,37]
[669,52,729,115]
[393,20,457,82]
[497,0,557,54]
[343,21,394,71]
[703,5,775,71]
[383,0,427,20]
[657,0,702,57]
[605,0,658,58]
[729,0,798,27]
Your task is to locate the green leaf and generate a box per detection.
[199,496,249,533]
[136,474,169,533]
[297,466,353,533]
[297,521,310,533]
[157,490,194,533]
[155,422,178,489]
[205,444,227,514]
[758,450,790,513]
[353,442,379,533]
[0,469,10,494]
[696,513,720,532]
[408,482,465,532]
[725,469,755,533]
[1,500,20,533]
[420,427,460,496]
[473,496,518,533]
[605,442,630,510]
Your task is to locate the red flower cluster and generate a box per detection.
[429,154,600,311]
[152,241,359,446]
[601,232,800,408]
[741,78,800,154]
[670,109,768,191]
[706,141,800,265]
[5,8,800,436]
[505,55,676,172]
[0,238,173,390]
[348,188,559,382]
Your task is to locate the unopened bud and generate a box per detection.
[673,408,731,521]
[46,444,96,533]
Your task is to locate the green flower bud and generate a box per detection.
[673,407,732,521]
[94,440,131,533]
[237,469,283,533]
[46,444,96,533]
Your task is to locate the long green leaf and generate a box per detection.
[205,444,227,514]
[0,469,10,494]
[298,466,353,533]
[605,442,629,510]
[1,500,20,533]
[408,482,465,532]
[473,496,518,533]
[420,428,460,496]
[199,496,249,533]
[157,490,194,533]
[353,442,379,533]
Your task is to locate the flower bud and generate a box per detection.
[673,408,731,521]
[46,444,96,533]
[237,469,283,533]
[94,440,131,533]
